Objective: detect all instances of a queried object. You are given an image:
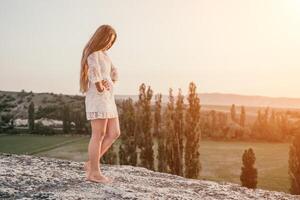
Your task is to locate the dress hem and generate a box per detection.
[86,111,118,120]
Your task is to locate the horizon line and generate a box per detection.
[1,89,300,100]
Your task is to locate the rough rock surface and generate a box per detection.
[0,153,299,200]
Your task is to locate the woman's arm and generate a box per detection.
[110,63,119,84]
[87,52,106,93]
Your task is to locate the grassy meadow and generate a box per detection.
[0,134,291,193]
[0,134,87,155]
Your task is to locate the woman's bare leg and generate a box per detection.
[99,117,121,157]
[84,117,121,180]
[86,118,111,183]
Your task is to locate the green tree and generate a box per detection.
[154,93,162,137]
[165,88,182,175]
[119,98,137,166]
[155,93,167,172]
[230,104,236,123]
[240,148,258,189]
[269,109,281,141]
[277,112,291,140]
[62,104,71,134]
[184,82,202,179]
[28,101,35,132]
[210,110,217,134]
[251,107,284,141]
[73,110,85,134]
[101,143,117,164]
[174,88,185,176]
[1,113,14,125]
[137,83,154,170]
[240,106,246,127]
[289,132,300,195]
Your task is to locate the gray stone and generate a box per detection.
[0,153,299,200]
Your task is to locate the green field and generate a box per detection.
[200,140,290,193]
[0,134,87,155]
[0,134,291,193]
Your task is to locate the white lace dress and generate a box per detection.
[84,50,119,120]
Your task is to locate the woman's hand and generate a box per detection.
[101,79,111,91]
[95,79,110,93]
[95,82,105,93]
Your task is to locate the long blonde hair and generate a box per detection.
[79,24,117,94]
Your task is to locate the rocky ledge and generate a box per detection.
[0,153,299,200]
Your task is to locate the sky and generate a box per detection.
[0,0,300,98]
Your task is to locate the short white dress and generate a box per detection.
[84,50,119,120]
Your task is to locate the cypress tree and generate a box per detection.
[269,109,281,141]
[164,88,181,175]
[62,104,71,134]
[252,107,279,141]
[278,112,290,140]
[134,100,144,153]
[252,109,262,139]
[240,148,258,189]
[211,110,217,134]
[262,107,271,140]
[154,93,162,137]
[174,88,185,176]
[101,144,117,164]
[240,106,246,127]
[231,104,236,123]
[164,88,175,174]
[155,93,167,172]
[138,83,154,170]
[119,98,137,166]
[184,82,202,178]
[289,132,300,195]
[73,110,85,134]
[28,101,35,132]
[218,112,228,129]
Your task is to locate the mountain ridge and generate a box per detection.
[2,90,300,113]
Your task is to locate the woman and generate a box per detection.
[79,24,121,183]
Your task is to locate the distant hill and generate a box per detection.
[117,92,300,109]
[198,93,300,109]
[0,90,84,119]
[1,90,300,121]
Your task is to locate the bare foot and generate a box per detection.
[83,161,90,174]
[86,172,110,184]
[83,161,90,179]
[104,176,114,183]
[84,161,113,183]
